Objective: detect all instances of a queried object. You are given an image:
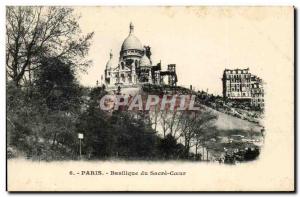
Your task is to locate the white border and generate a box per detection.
[1,0,298,6]
[0,1,298,196]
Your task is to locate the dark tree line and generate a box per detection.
[76,87,159,160]
[6,6,93,160]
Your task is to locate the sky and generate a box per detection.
[75,6,293,95]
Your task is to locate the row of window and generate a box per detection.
[227,92,250,97]
[227,84,251,88]
[252,93,265,97]
[226,84,262,89]
[225,70,249,74]
[226,79,251,83]
[252,98,264,103]
[225,74,251,79]
[124,49,142,53]
[227,94,264,102]
[228,88,248,92]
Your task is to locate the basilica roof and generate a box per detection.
[121,23,143,51]
[140,53,151,67]
[105,50,113,69]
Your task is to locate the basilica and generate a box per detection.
[103,23,177,90]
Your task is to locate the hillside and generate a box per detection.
[141,84,264,132]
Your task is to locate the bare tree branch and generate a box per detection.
[6,6,94,86]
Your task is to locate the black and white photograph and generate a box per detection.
[5,6,294,192]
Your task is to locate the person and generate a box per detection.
[218,157,222,164]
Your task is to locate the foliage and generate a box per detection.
[157,134,185,160]
[33,57,82,111]
[7,80,80,160]
[76,89,160,160]
[6,6,92,160]
[6,6,93,86]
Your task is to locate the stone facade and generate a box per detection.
[103,23,177,90]
[222,68,264,109]
[250,76,264,109]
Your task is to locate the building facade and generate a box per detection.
[222,68,264,109]
[250,76,264,109]
[103,23,177,90]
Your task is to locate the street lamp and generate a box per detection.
[78,133,84,159]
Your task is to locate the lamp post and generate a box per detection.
[78,133,84,159]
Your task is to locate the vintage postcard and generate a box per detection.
[6,6,294,191]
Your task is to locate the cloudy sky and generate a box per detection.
[75,6,293,95]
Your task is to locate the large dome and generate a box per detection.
[121,23,143,51]
[121,35,143,51]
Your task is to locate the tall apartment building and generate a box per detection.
[250,76,264,109]
[222,68,264,109]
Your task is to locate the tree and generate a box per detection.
[33,57,82,112]
[152,106,217,159]
[157,110,185,140]
[6,7,94,161]
[6,6,94,86]
[192,111,218,157]
[175,109,218,158]
[76,88,160,160]
[75,86,113,159]
[157,133,185,160]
